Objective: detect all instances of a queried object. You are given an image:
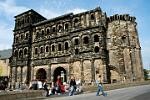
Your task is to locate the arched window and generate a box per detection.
[94,35,99,42]
[19,50,23,58]
[65,24,69,31]
[36,32,39,38]
[58,25,62,32]
[75,38,79,45]
[41,30,44,36]
[24,48,27,55]
[45,46,49,52]
[74,18,79,23]
[94,46,99,53]
[25,33,28,39]
[52,45,55,51]
[46,28,50,34]
[65,42,69,50]
[58,44,61,51]
[91,14,95,20]
[83,36,89,44]
[52,27,56,32]
[40,47,44,53]
[74,18,79,27]
[35,48,38,54]
[75,49,79,54]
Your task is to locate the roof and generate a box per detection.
[33,13,73,26]
[14,9,46,20]
[0,49,12,59]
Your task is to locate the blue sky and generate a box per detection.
[0,0,150,69]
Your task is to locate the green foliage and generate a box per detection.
[144,69,149,80]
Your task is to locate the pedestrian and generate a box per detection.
[69,76,76,96]
[55,75,62,95]
[43,81,49,97]
[96,75,107,96]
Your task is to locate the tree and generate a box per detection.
[143,69,149,80]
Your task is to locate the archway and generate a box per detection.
[36,68,47,81]
[53,67,67,83]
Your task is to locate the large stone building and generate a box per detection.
[10,7,144,87]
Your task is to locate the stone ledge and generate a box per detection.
[0,90,44,100]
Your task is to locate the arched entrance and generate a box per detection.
[36,68,47,81]
[53,67,67,83]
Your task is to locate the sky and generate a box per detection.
[0,0,150,69]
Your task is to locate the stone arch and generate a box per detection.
[36,68,47,81]
[34,47,38,55]
[94,34,99,42]
[45,45,49,53]
[90,13,95,20]
[46,27,50,34]
[64,41,69,50]
[19,49,23,58]
[58,24,63,32]
[64,23,69,31]
[82,35,90,44]
[24,48,28,55]
[53,67,67,83]
[73,17,80,27]
[58,43,62,51]
[73,37,79,45]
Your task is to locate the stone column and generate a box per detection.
[135,48,144,80]
[90,59,95,84]
[31,66,35,80]
[9,66,13,89]
[130,48,136,81]
[15,66,18,82]
[80,59,84,85]
[20,66,23,83]
[102,59,107,83]
[47,64,51,82]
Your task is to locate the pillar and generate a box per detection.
[90,59,95,83]
[80,59,84,85]
[102,58,107,83]
[47,64,51,82]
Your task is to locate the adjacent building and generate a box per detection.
[10,7,144,87]
[0,49,12,80]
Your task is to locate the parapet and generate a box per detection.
[107,14,136,23]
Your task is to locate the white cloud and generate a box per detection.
[0,0,29,16]
[66,8,86,14]
[0,21,13,50]
[38,8,60,19]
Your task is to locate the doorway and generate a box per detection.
[36,68,47,81]
[53,67,67,83]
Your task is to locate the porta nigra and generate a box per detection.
[10,7,144,87]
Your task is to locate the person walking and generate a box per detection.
[43,81,49,97]
[69,76,76,96]
[96,75,107,96]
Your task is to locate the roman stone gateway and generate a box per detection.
[10,7,144,87]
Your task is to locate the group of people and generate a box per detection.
[29,74,107,97]
[50,75,78,96]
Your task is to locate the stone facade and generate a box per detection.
[10,7,144,87]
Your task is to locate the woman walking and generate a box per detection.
[69,76,76,96]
